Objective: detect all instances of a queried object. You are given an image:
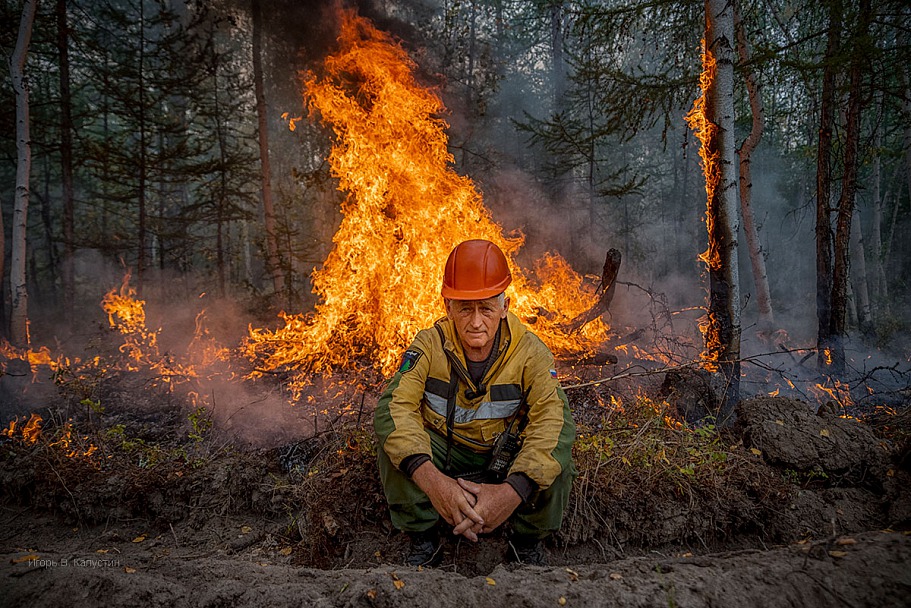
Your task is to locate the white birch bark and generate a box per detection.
[706,0,740,420]
[10,0,38,346]
[734,7,775,338]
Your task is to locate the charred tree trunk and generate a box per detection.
[563,249,621,333]
[829,0,871,376]
[251,0,284,300]
[734,6,774,338]
[9,0,38,346]
[58,0,75,316]
[815,1,841,372]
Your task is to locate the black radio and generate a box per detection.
[485,431,522,482]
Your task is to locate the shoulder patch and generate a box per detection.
[398,349,423,373]
[549,369,558,379]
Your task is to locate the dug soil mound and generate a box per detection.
[2,387,910,606]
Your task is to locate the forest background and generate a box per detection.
[1,0,909,373]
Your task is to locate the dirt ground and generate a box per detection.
[2,362,910,607]
[2,514,909,608]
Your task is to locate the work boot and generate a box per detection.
[405,529,442,567]
[506,535,547,566]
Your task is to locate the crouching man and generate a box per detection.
[374,239,576,566]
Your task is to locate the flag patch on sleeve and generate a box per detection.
[399,349,423,373]
[549,369,558,379]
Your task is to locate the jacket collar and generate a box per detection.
[435,311,526,363]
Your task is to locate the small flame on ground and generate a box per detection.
[811,379,854,409]
[1,413,96,458]
[1,413,42,445]
[100,273,228,385]
[0,340,57,380]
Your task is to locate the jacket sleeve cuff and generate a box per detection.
[505,472,538,503]
[401,453,431,477]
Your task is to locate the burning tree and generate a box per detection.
[244,11,611,390]
[684,0,741,423]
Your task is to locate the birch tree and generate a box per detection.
[734,6,774,338]
[9,0,39,345]
[689,0,741,422]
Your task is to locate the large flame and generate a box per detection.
[245,11,608,383]
[684,39,722,373]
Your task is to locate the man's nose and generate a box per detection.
[468,309,484,327]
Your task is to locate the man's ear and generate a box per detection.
[443,298,453,318]
[502,296,510,316]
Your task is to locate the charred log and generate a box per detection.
[571,351,619,366]
[562,249,622,333]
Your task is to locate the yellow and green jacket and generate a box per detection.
[374,311,575,490]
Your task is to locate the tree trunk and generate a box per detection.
[881,162,901,275]
[899,64,911,276]
[213,56,227,298]
[550,1,566,114]
[707,0,740,423]
[689,0,741,424]
[815,1,841,371]
[870,99,886,303]
[734,6,774,338]
[9,0,38,346]
[829,0,871,376]
[251,0,284,299]
[39,156,57,305]
[849,204,872,334]
[137,0,148,295]
[58,0,75,316]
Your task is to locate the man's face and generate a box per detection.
[445,295,509,356]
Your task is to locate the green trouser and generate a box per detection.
[376,429,576,539]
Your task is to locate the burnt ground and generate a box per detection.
[1,362,911,607]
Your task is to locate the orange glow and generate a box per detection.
[244,12,609,388]
[101,274,225,385]
[47,422,98,459]
[0,339,57,380]
[684,39,723,372]
[187,311,229,369]
[697,310,721,373]
[102,271,159,370]
[2,413,43,445]
[684,39,720,272]
[811,379,854,409]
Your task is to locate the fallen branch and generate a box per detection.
[562,249,622,333]
[562,348,819,391]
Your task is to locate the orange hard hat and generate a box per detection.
[441,239,512,300]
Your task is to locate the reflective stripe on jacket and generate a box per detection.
[374,311,575,490]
